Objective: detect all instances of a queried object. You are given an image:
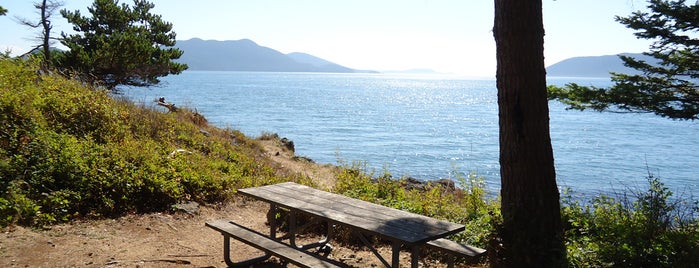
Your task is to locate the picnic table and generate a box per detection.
[207,182,479,268]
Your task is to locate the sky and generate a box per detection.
[0,0,653,76]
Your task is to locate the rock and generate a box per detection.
[171,201,199,215]
[401,177,458,192]
[292,156,314,163]
[434,179,456,192]
[280,137,295,152]
[402,177,427,191]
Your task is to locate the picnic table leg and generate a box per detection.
[410,245,420,268]
[355,231,392,268]
[320,221,334,253]
[287,210,334,253]
[289,209,298,247]
[267,204,278,240]
[222,234,271,267]
[392,241,401,268]
[389,242,419,268]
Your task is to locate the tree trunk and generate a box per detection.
[41,0,51,67]
[493,0,566,267]
[40,0,52,70]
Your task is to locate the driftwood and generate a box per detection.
[156,97,178,112]
[168,148,192,158]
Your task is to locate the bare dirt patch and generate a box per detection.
[1,200,454,268]
[258,138,340,191]
[0,139,472,268]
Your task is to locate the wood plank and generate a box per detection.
[238,182,464,244]
[427,238,486,257]
[243,187,420,241]
[259,185,457,236]
[242,183,462,239]
[242,186,414,229]
[281,182,461,229]
[244,182,463,232]
[206,219,343,268]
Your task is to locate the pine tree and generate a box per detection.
[494,0,566,266]
[59,0,187,90]
[549,0,699,120]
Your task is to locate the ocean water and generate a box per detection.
[125,71,699,197]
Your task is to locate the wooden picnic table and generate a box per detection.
[235,182,466,268]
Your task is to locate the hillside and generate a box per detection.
[546,53,654,77]
[0,58,314,227]
[286,52,355,73]
[175,38,372,73]
[0,59,488,268]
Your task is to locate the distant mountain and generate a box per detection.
[383,68,439,74]
[546,53,655,77]
[286,52,354,73]
[175,38,372,73]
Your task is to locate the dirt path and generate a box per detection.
[2,200,265,268]
[0,139,465,267]
[1,199,445,268]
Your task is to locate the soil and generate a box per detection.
[0,139,475,268]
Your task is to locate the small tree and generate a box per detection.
[548,0,699,120]
[15,0,64,69]
[1,6,7,16]
[59,0,187,90]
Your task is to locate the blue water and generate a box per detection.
[125,71,699,197]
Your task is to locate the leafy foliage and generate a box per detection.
[332,164,496,266]
[0,58,283,226]
[331,161,699,267]
[332,162,498,249]
[58,0,187,89]
[563,176,699,267]
[548,0,699,120]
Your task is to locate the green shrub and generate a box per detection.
[563,176,699,267]
[333,162,497,249]
[0,58,286,227]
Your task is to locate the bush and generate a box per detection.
[563,175,699,267]
[333,162,498,249]
[0,58,285,226]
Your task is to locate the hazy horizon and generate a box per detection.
[0,0,653,76]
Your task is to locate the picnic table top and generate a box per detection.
[238,182,465,244]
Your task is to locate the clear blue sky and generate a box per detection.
[1,0,652,76]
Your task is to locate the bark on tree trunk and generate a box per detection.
[493,0,566,267]
[41,0,51,70]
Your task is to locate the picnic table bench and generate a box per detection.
[206,219,343,267]
[206,182,485,267]
[427,238,486,268]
